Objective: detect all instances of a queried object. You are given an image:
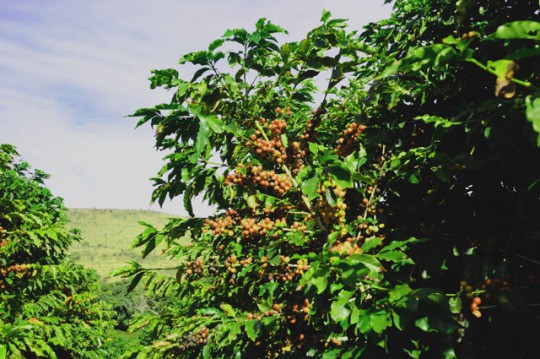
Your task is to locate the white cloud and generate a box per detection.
[0,0,391,217]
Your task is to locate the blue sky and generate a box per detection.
[0,0,391,216]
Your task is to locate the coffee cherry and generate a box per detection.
[335,122,366,157]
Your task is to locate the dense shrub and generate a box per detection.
[0,144,115,358]
[119,0,540,357]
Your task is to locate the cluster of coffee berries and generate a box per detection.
[259,255,270,270]
[263,303,282,317]
[325,338,343,347]
[247,132,283,159]
[315,184,348,226]
[459,280,494,318]
[251,168,292,195]
[6,263,33,278]
[299,109,322,142]
[177,327,210,352]
[246,130,288,163]
[361,196,378,216]
[239,257,254,268]
[469,296,482,318]
[481,277,511,298]
[246,312,262,320]
[185,258,204,275]
[203,215,236,236]
[0,227,6,252]
[240,217,286,238]
[460,280,474,294]
[461,31,479,39]
[330,237,362,255]
[317,197,347,226]
[206,259,220,275]
[268,119,287,135]
[275,106,292,117]
[293,259,309,275]
[287,298,311,324]
[224,255,239,273]
[290,221,308,233]
[225,166,292,196]
[357,221,384,236]
[223,171,245,186]
[335,122,367,157]
[0,263,34,289]
[286,141,307,174]
[273,258,309,283]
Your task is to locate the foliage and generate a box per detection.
[122,0,540,357]
[0,144,116,358]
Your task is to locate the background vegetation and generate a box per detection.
[0,145,116,358]
[67,209,176,280]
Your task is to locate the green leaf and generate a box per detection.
[308,142,319,156]
[330,291,354,322]
[228,322,242,341]
[0,345,6,359]
[378,250,407,262]
[245,320,260,341]
[322,349,342,359]
[415,317,436,332]
[149,68,179,89]
[312,268,329,294]
[326,165,352,188]
[391,310,405,331]
[248,32,262,44]
[321,10,332,23]
[195,117,210,155]
[492,21,540,40]
[370,311,391,333]
[246,195,258,209]
[415,114,461,128]
[507,45,540,60]
[488,59,518,78]
[409,173,420,184]
[280,43,291,59]
[448,296,462,314]
[205,115,224,134]
[220,303,236,317]
[298,39,312,56]
[360,237,382,252]
[526,94,540,145]
[127,271,145,293]
[381,237,424,252]
[301,175,320,201]
[348,253,383,274]
[356,309,372,334]
[325,188,337,206]
[379,44,458,78]
[389,284,412,303]
[444,347,458,359]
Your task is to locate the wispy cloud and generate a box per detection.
[0,0,391,216]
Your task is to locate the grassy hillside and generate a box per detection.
[67,208,182,280]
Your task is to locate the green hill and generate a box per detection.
[67,208,180,280]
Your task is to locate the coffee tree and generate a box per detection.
[0,144,115,358]
[120,0,540,357]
